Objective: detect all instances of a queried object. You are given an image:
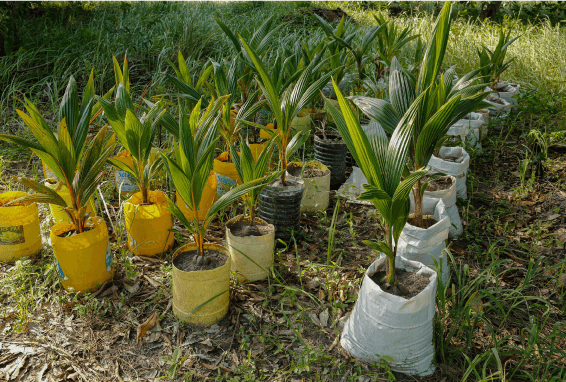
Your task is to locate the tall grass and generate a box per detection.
[335,1,566,99]
[1,0,565,131]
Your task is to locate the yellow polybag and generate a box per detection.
[50,217,113,293]
[172,242,231,327]
[0,191,42,262]
[124,190,174,257]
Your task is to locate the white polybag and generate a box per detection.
[341,255,437,376]
[446,122,469,144]
[337,167,371,205]
[485,92,512,116]
[487,82,520,105]
[410,175,462,238]
[428,147,470,199]
[337,122,387,204]
[397,201,450,284]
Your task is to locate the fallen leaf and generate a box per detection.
[146,321,162,343]
[123,281,140,294]
[136,255,161,263]
[542,214,561,222]
[328,336,339,351]
[115,361,124,382]
[136,312,159,344]
[557,274,566,292]
[198,338,214,353]
[308,312,322,327]
[144,275,161,288]
[162,334,173,354]
[319,309,329,327]
[36,363,49,382]
[100,284,118,298]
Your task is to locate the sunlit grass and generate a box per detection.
[2,1,564,124]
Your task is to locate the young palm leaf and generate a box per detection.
[476,28,520,89]
[374,13,420,68]
[210,58,268,160]
[228,136,282,226]
[216,15,286,103]
[321,17,386,92]
[240,35,339,184]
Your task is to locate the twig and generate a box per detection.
[14,63,49,73]
[227,312,240,353]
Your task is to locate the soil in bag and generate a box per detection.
[370,268,430,299]
[228,218,273,237]
[174,249,228,272]
[54,225,95,238]
[407,216,438,229]
[287,165,330,179]
[425,176,453,191]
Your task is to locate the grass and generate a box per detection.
[2,0,564,129]
[1,2,566,381]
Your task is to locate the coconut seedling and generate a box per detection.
[215,15,286,104]
[350,1,490,229]
[228,136,281,229]
[0,74,116,292]
[373,13,419,81]
[301,39,328,115]
[96,84,166,204]
[315,13,386,93]
[313,14,352,91]
[209,58,268,161]
[226,137,282,281]
[166,51,213,111]
[477,27,520,90]
[161,98,269,325]
[239,35,338,184]
[0,74,115,233]
[217,36,338,242]
[162,98,267,263]
[324,79,426,287]
[327,82,441,377]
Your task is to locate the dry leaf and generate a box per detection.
[557,274,566,291]
[115,360,125,382]
[36,363,49,382]
[542,214,561,222]
[136,312,159,344]
[146,321,162,343]
[319,309,329,327]
[100,285,118,298]
[198,339,214,353]
[123,281,140,294]
[520,201,536,206]
[308,312,322,327]
[143,275,161,288]
[162,334,173,354]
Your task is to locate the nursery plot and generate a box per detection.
[1,134,566,381]
[1,1,566,381]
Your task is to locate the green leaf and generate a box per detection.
[59,75,79,136]
[416,1,452,94]
[11,177,67,207]
[239,36,283,126]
